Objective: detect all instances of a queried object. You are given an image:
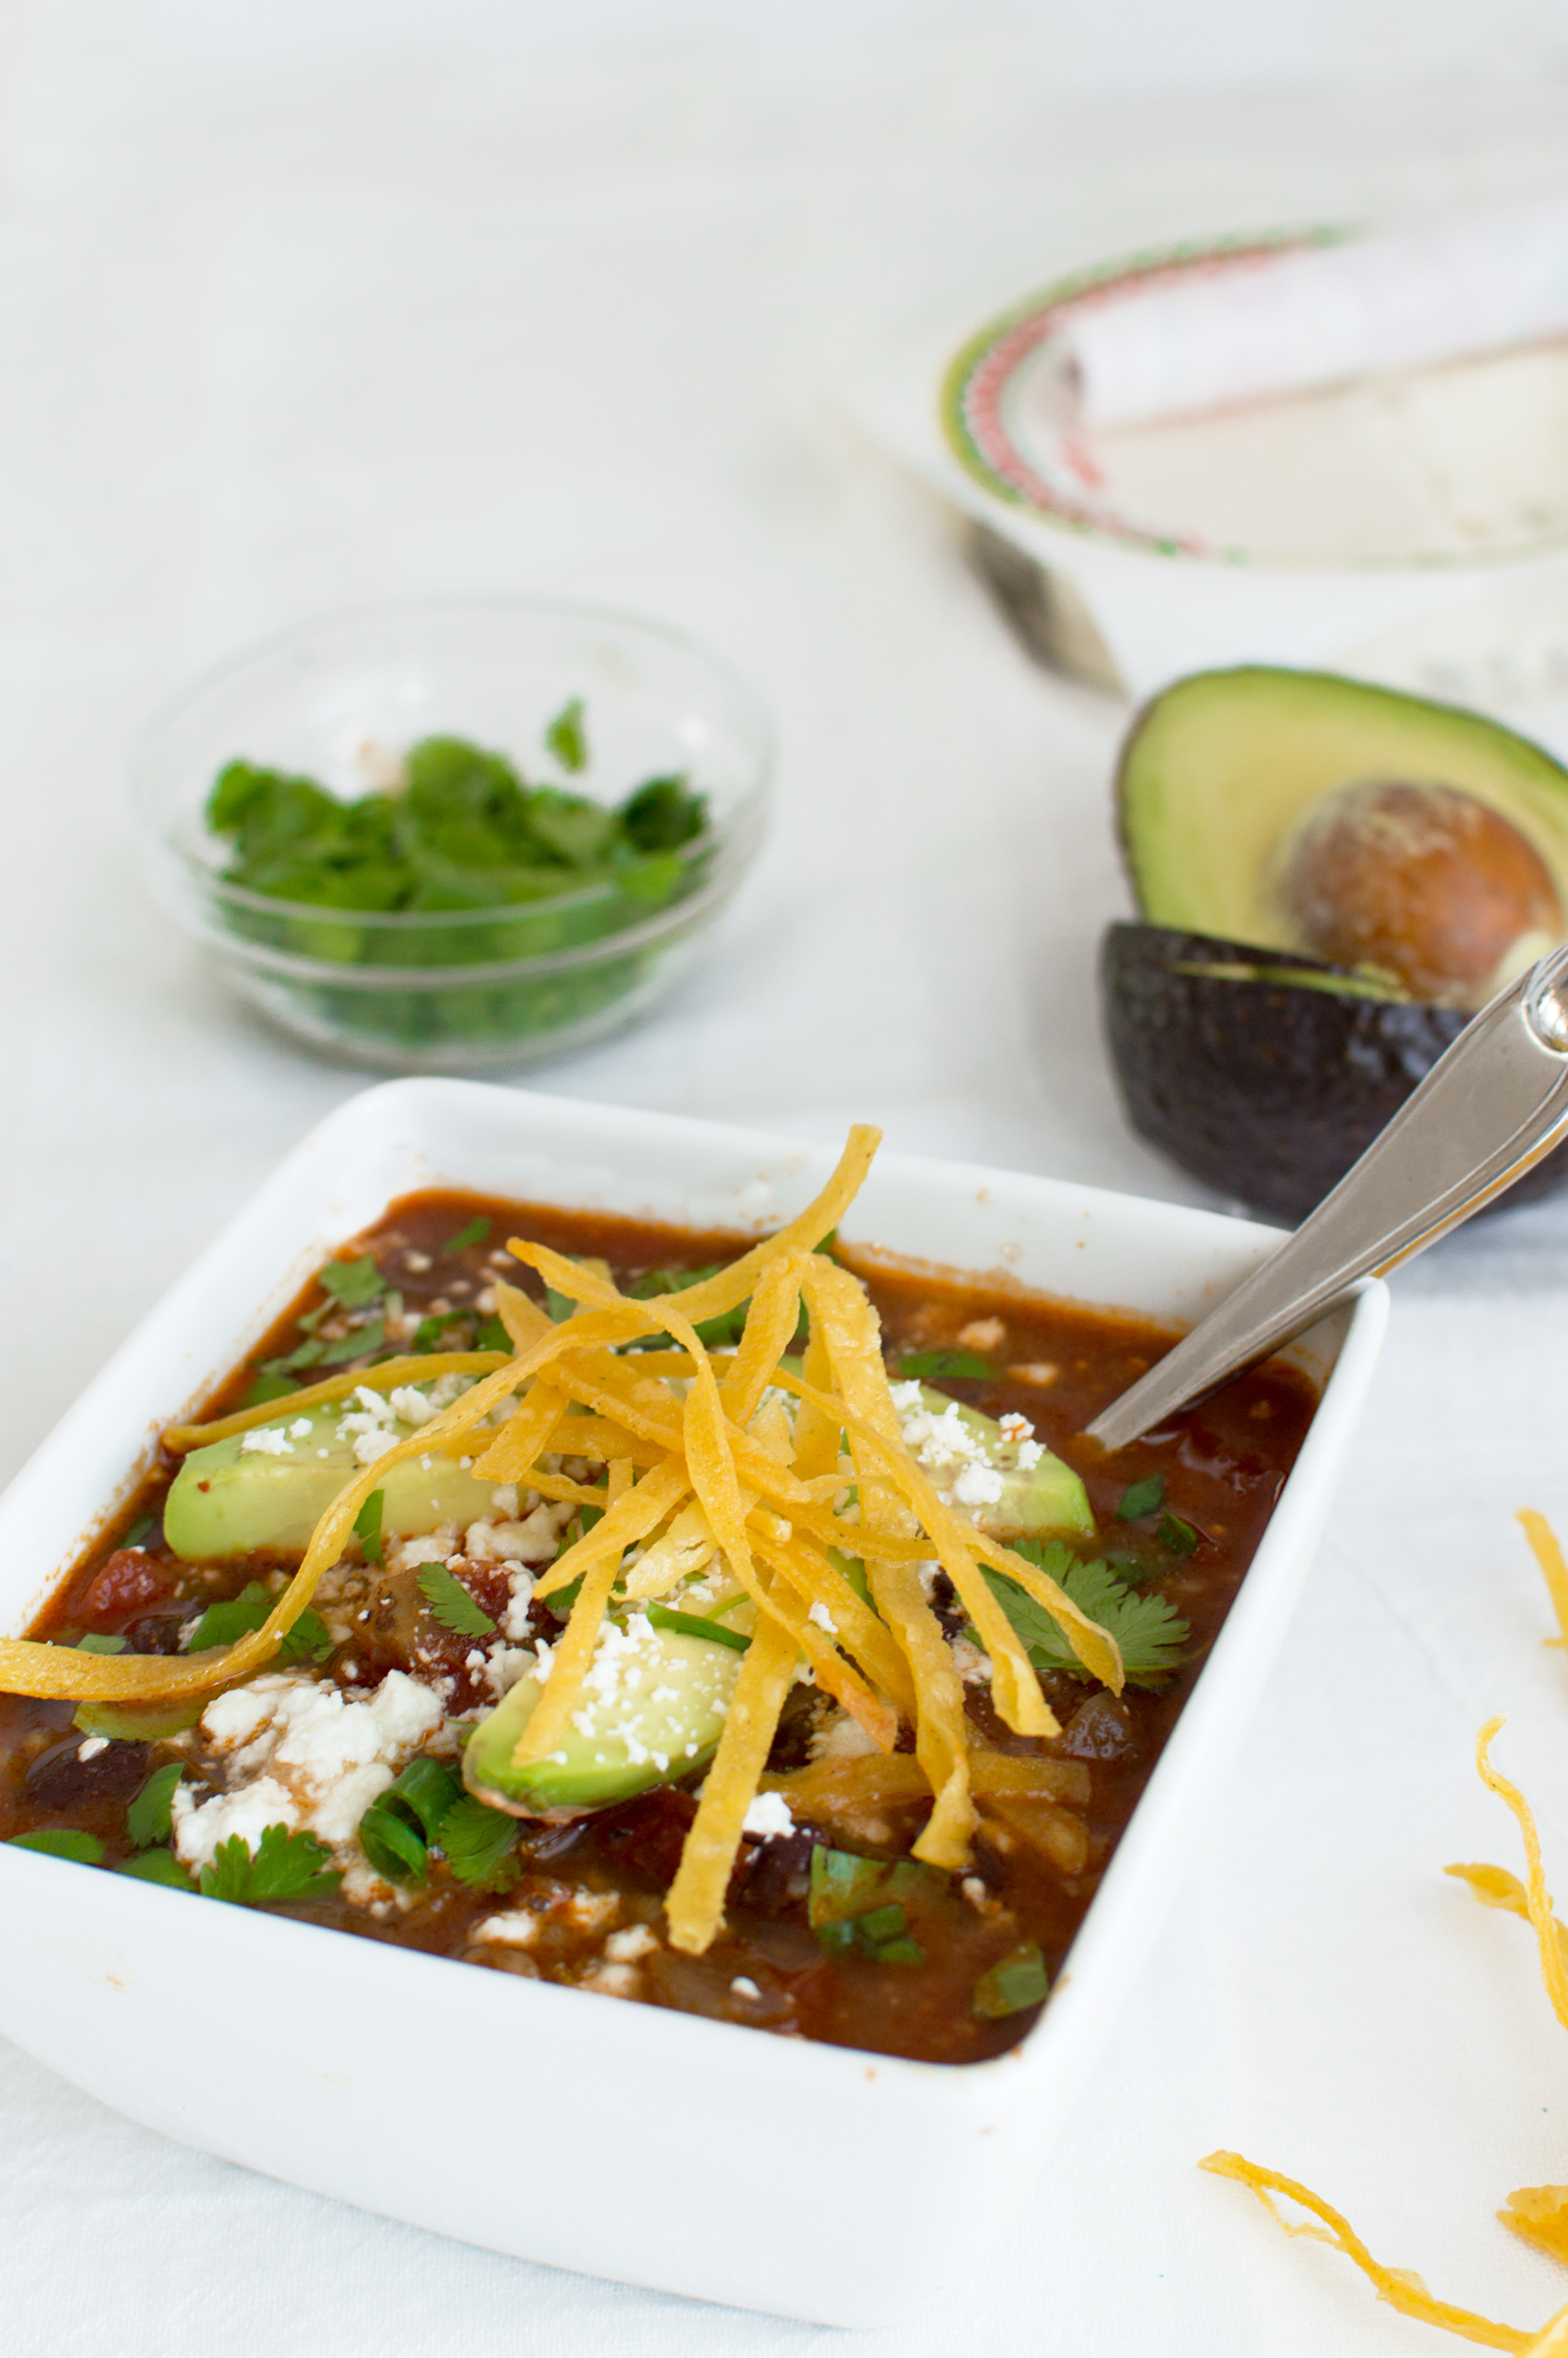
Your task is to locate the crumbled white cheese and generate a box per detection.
[807,1600,838,1635]
[742,1791,796,1839]
[810,1709,879,1763]
[500,1567,538,1642]
[176,1669,445,1866]
[388,1384,437,1426]
[997,1411,1034,1443]
[949,1635,993,1685]
[580,1961,639,1997]
[240,1425,294,1457]
[472,1909,540,1946]
[170,1772,301,1870]
[730,1975,761,2000]
[387,1524,458,1576]
[604,1924,658,1962]
[953,1462,1005,1507]
[405,1250,432,1273]
[77,1735,109,1762]
[464,1505,563,1566]
[489,1483,519,1519]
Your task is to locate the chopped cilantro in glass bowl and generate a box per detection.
[130,598,771,1070]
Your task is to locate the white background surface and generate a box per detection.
[9,6,1568,2352]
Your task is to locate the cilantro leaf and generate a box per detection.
[7,1827,103,1865]
[120,1513,157,1551]
[413,1309,469,1352]
[899,1349,993,1381]
[318,1255,383,1309]
[199,1823,342,1905]
[1117,1474,1165,1520]
[117,1848,195,1890]
[359,1756,464,1884]
[974,1940,1049,2018]
[1157,1511,1200,1556]
[243,1372,298,1408]
[187,1581,331,1662]
[474,1314,510,1354]
[446,1214,490,1254]
[354,1489,385,1567]
[417,1563,495,1638]
[984,1540,1189,1687]
[617,774,706,852]
[627,1264,749,1349]
[437,1795,521,1891]
[128,1761,183,1849]
[76,1633,127,1655]
[318,1318,385,1366]
[543,696,588,774]
[258,1337,326,1378]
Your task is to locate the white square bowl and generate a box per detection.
[0,1081,1387,2325]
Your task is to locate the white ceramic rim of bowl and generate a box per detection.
[126,592,775,968]
[0,1082,1388,2324]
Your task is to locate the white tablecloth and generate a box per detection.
[9,13,1568,2352]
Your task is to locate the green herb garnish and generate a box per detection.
[354,1489,385,1567]
[358,1756,464,1884]
[445,1215,491,1254]
[984,1540,1189,1687]
[199,1824,342,1905]
[898,1349,993,1381]
[474,1315,510,1354]
[117,1848,196,1889]
[416,1563,495,1638]
[318,1319,385,1366]
[544,698,588,774]
[120,1514,157,1551]
[6,1827,104,1865]
[75,1633,127,1655]
[974,1940,1049,2018]
[258,1339,326,1379]
[644,1604,752,1653]
[1117,1475,1165,1521]
[412,1310,469,1353]
[242,1372,298,1407]
[318,1255,383,1309]
[127,1762,184,1849]
[437,1795,521,1892]
[1157,1511,1200,1556]
[808,1848,938,1964]
[186,1581,332,1663]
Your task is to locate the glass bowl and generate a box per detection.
[129,597,773,1071]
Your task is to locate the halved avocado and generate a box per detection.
[1103,669,1568,1220]
[1119,666,1568,952]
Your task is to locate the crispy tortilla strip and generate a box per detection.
[794,1262,1058,1737]
[973,1533,1124,1695]
[162,1351,511,1452]
[737,1532,897,1751]
[1444,1858,1568,1981]
[493,1278,554,1353]
[622,1502,720,1600]
[719,1254,807,1426]
[1520,1509,1568,1652]
[761,1749,1090,1811]
[1200,2154,1531,2353]
[1501,2187,1568,2269]
[866,1557,975,1869]
[1524,2306,1568,2358]
[530,1460,691,1602]
[470,1379,570,1487]
[791,1319,843,1485]
[665,1609,800,1955]
[752,1528,917,1718]
[509,1460,635,1768]
[1475,1717,1568,2036]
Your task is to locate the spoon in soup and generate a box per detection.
[1085,940,1568,1451]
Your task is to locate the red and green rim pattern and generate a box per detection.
[940,228,1345,561]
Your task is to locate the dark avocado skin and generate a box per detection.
[1100,924,1568,1224]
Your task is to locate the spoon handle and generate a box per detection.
[1084,944,1568,1452]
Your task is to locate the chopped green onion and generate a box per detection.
[1117,1475,1165,1521]
[644,1604,751,1654]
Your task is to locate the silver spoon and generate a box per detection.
[1084,942,1568,1452]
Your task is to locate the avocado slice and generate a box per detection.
[899,1385,1093,1540]
[1100,924,1568,1222]
[463,1619,743,1818]
[1117,665,1568,954]
[163,1400,506,1561]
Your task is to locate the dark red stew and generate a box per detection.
[0,1193,1316,2064]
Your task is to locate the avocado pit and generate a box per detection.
[1278,778,1563,1007]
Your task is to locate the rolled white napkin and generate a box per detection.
[1065,200,1568,428]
